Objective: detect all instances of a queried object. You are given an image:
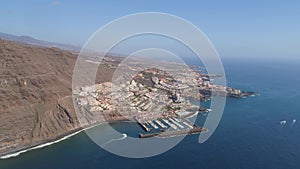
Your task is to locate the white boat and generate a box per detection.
[280,120,287,125]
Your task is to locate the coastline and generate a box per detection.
[0,118,132,160]
[0,123,103,160]
[0,115,199,159]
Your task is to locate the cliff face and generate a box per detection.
[0,39,115,156]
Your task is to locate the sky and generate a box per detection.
[0,0,299,59]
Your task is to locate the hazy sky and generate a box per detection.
[0,0,299,59]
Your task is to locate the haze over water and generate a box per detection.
[1,58,300,169]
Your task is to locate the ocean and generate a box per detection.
[1,58,300,169]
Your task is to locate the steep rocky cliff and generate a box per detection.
[0,39,115,156]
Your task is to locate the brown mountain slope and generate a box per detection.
[0,39,115,156]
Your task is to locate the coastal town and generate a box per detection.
[73,62,257,138]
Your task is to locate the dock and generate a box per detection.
[140,122,150,132]
[162,119,177,130]
[154,119,167,129]
[135,116,151,132]
[169,118,184,129]
[136,116,206,138]
[183,121,194,129]
[173,117,181,123]
[148,120,159,129]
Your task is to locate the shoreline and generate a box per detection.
[0,118,133,160]
[0,122,104,160]
[0,115,201,160]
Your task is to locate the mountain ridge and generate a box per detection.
[0,32,80,51]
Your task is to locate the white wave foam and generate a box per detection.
[0,129,83,160]
[0,124,103,160]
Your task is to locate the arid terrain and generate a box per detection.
[0,39,117,156]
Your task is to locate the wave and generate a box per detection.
[0,129,83,160]
[0,124,102,160]
[102,133,127,146]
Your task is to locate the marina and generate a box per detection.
[148,120,159,129]
[135,115,207,138]
[169,118,184,129]
[154,119,167,129]
[162,119,178,130]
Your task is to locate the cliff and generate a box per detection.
[0,39,115,156]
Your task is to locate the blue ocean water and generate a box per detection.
[1,58,300,169]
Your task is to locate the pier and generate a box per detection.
[135,117,151,132]
[162,119,178,130]
[154,119,167,129]
[148,120,159,129]
[173,117,181,123]
[169,118,184,129]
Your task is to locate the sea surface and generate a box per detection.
[1,58,300,169]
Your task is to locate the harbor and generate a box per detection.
[139,127,207,138]
[135,116,208,138]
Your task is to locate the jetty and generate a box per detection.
[139,126,208,138]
